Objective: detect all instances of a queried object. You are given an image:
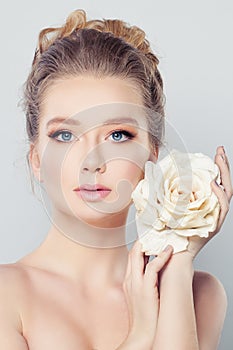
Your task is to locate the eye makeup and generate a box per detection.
[47,129,77,143]
[107,129,136,142]
[47,124,138,143]
[47,127,137,144]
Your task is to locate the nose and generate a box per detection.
[81,149,107,174]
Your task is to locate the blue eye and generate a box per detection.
[48,129,135,143]
[109,130,134,142]
[48,130,75,143]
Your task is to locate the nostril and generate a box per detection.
[81,166,105,173]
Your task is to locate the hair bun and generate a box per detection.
[34,9,87,61]
[59,9,87,38]
[34,8,160,78]
[24,8,165,149]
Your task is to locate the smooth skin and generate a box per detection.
[0,76,232,350]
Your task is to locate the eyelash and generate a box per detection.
[47,130,77,143]
[47,129,136,143]
[109,130,136,142]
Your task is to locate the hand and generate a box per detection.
[121,240,173,349]
[186,146,233,259]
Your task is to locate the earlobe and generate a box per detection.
[148,146,159,163]
[29,144,43,182]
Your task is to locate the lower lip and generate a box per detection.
[75,189,111,201]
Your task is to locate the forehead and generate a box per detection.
[39,76,148,131]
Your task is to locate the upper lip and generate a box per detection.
[75,184,111,191]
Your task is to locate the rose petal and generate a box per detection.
[131,149,221,254]
[138,229,189,255]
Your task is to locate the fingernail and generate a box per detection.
[163,245,172,252]
[221,146,225,153]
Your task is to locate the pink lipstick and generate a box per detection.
[74,184,111,201]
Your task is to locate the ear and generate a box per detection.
[29,144,43,182]
[148,146,159,163]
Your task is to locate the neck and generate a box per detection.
[19,208,134,290]
[51,206,130,248]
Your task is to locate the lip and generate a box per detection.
[74,184,111,202]
[75,184,111,191]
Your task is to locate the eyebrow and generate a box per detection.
[46,116,139,128]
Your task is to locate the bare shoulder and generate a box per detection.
[193,270,227,349]
[0,263,29,349]
[0,262,28,289]
[0,262,28,315]
[193,270,227,307]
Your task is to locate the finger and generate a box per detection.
[130,239,145,283]
[143,254,150,274]
[217,207,229,229]
[144,245,173,288]
[216,145,225,155]
[213,154,233,201]
[216,146,230,170]
[211,181,230,228]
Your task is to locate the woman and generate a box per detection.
[0,9,232,350]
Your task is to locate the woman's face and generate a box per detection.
[30,76,157,227]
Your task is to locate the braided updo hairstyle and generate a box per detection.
[23,9,165,151]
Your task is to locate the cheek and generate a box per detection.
[40,143,74,197]
[104,141,149,176]
[40,138,149,192]
[122,162,144,183]
[109,159,144,189]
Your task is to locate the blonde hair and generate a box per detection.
[23,9,165,150]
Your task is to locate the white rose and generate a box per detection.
[131,149,221,255]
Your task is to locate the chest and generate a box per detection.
[21,274,129,350]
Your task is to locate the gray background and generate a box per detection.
[0,1,232,348]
